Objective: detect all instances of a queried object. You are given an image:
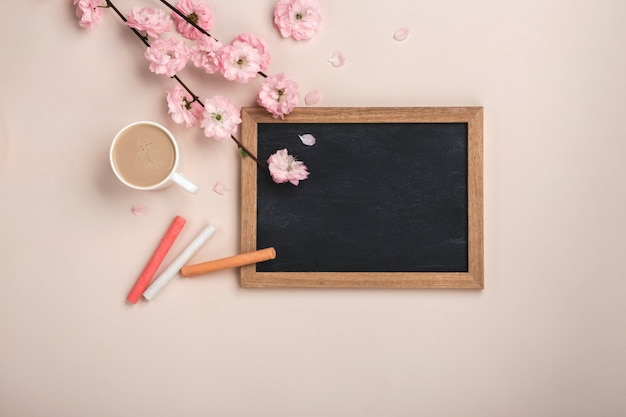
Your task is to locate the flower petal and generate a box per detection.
[304,89,321,106]
[327,51,346,67]
[393,27,410,41]
[298,134,316,146]
[131,204,151,216]
[213,181,230,195]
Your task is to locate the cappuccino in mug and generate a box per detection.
[111,123,175,187]
[110,121,198,193]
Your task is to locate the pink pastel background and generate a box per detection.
[1,1,625,416]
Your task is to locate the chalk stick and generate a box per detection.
[181,247,276,277]
[142,224,216,301]
[126,216,186,304]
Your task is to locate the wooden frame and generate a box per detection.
[241,107,483,288]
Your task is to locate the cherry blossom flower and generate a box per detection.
[267,148,309,185]
[191,37,223,74]
[166,85,203,127]
[200,96,241,140]
[125,7,172,39]
[233,33,271,72]
[257,73,299,119]
[73,0,104,29]
[273,0,322,40]
[219,42,262,83]
[304,89,320,106]
[172,0,214,40]
[145,37,190,77]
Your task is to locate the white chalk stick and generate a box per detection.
[142,224,216,301]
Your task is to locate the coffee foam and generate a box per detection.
[112,124,176,187]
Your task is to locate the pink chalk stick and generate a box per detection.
[126,216,186,304]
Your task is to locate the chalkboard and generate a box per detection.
[240,107,483,288]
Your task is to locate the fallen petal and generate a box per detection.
[213,181,230,195]
[327,51,346,67]
[131,204,151,216]
[304,89,321,106]
[393,27,410,41]
[298,134,316,146]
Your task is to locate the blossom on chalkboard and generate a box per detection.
[125,6,172,38]
[171,0,214,40]
[145,37,190,77]
[73,0,104,29]
[200,96,241,140]
[167,85,203,127]
[268,148,309,185]
[257,73,299,119]
[273,0,322,40]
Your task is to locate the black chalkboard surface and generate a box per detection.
[241,107,483,288]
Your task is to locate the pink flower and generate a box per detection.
[273,0,322,40]
[190,37,223,74]
[257,73,299,119]
[200,96,241,140]
[267,148,309,185]
[73,0,104,29]
[145,38,190,77]
[125,7,172,39]
[219,42,262,83]
[233,33,271,72]
[172,0,214,40]
[166,85,203,127]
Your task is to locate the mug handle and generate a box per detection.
[171,172,199,194]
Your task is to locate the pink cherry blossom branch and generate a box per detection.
[157,0,268,79]
[103,0,269,173]
[169,77,267,172]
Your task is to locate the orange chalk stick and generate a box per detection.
[181,247,276,277]
[126,215,186,304]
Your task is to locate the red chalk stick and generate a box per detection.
[126,216,186,304]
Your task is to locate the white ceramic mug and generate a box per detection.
[110,121,198,193]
